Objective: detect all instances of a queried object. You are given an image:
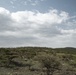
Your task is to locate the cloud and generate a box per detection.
[0,7,76,47]
[10,1,14,4]
[23,0,46,6]
[0,7,13,31]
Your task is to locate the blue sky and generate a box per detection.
[0,0,76,48]
[0,0,76,15]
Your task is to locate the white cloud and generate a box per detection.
[31,0,39,6]
[0,7,76,47]
[0,7,10,14]
[10,1,14,4]
[23,0,45,6]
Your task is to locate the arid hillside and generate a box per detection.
[0,47,76,75]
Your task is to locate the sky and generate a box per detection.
[0,0,76,48]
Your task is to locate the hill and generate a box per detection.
[0,47,76,75]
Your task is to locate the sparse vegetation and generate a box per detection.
[0,47,76,75]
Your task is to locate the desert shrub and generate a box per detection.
[59,65,76,75]
[61,54,73,62]
[35,53,61,75]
